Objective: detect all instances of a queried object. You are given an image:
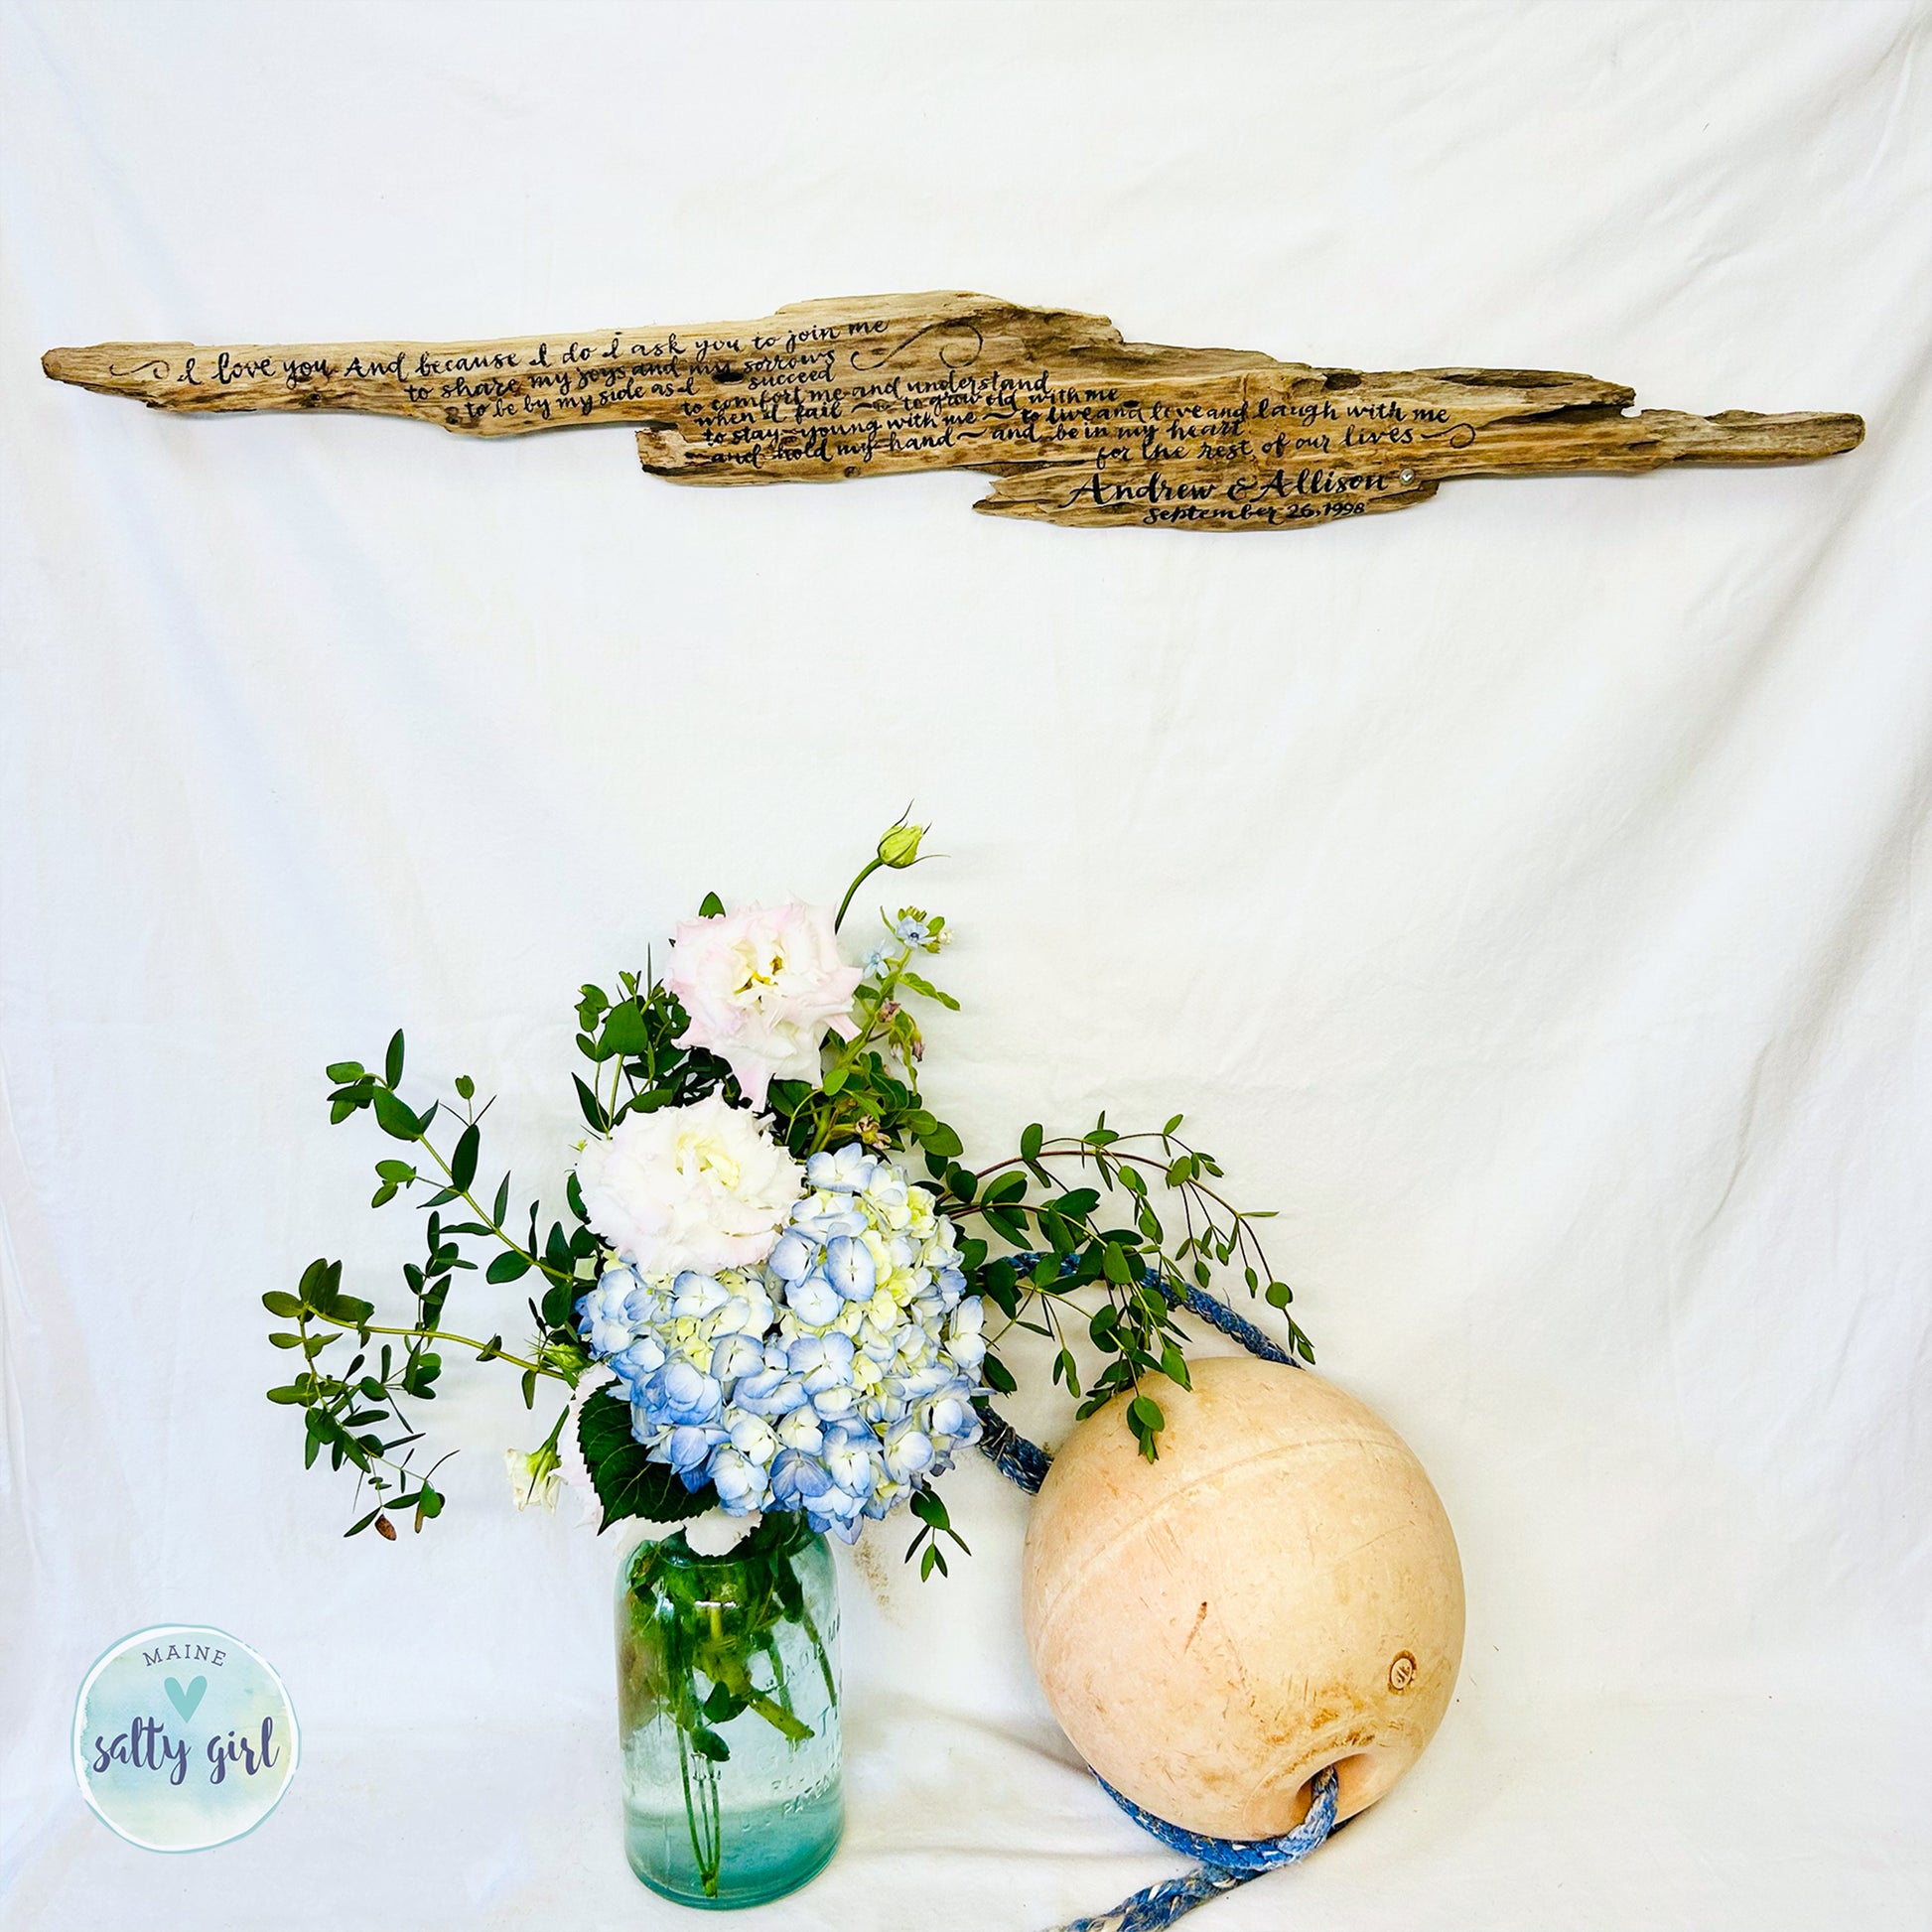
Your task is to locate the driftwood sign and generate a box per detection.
[43,291,1862,533]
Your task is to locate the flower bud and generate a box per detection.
[877,820,926,869]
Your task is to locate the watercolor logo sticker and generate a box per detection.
[72,1624,299,1851]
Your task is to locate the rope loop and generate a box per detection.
[1045,1767,1339,1932]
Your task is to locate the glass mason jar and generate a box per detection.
[615,1514,843,1908]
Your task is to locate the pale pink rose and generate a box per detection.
[667,900,863,1107]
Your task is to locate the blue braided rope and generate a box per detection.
[972,1255,1326,1932]
[977,1402,1052,1494]
[974,1254,1302,1490]
[1047,1768,1339,1932]
[1170,1279,1298,1366]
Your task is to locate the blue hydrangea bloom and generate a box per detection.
[577,1143,984,1538]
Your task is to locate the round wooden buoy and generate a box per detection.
[1022,1355,1463,1838]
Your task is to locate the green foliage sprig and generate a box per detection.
[936,1119,1312,1460]
[269,985,737,1539]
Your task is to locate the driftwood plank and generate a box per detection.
[42,291,1862,532]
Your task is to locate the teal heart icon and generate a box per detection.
[165,1675,207,1722]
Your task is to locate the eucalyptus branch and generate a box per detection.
[300,1311,566,1379]
[402,1116,574,1288]
[939,1113,1307,1458]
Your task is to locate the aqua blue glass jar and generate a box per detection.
[615,1516,843,1908]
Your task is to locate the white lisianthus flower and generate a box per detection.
[574,1093,804,1276]
[667,900,864,1108]
[504,1447,563,1512]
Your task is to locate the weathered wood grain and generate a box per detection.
[43,291,1862,532]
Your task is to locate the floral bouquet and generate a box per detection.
[266,818,1309,1905]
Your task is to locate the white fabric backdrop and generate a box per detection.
[3,2,1928,1926]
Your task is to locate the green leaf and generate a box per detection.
[451,1123,480,1191]
[455,1074,476,1101]
[577,1386,713,1529]
[265,1384,308,1404]
[701,1682,748,1725]
[372,1087,421,1141]
[1266,1281,1293,1309]
[980,1263,1020,1318]
[980,1352,1017,1394]
[920,1120,963,1160]
[1129,1394,1166,1435]
[1020,1122,1043,1162]
[573,1075,608,1134]
[486,1250,532,1284]
[898,971,959,1011]
[494,1174,512,1226]
[691,1725,731,1763]
[698,892,726,919]
[268,1331,306,1349]
[600,1000,651,1056]
[985,1205,1028,1243]
[1102,1242,1133,1286]
[296,1256,342,1312]
[326,1061,365,1083]
[1164,1113,1184,1136]
[385,1030,405,1087]
[261,1291,303,1318]
[310,1410,370,1473]
[375,1159,417,1184]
